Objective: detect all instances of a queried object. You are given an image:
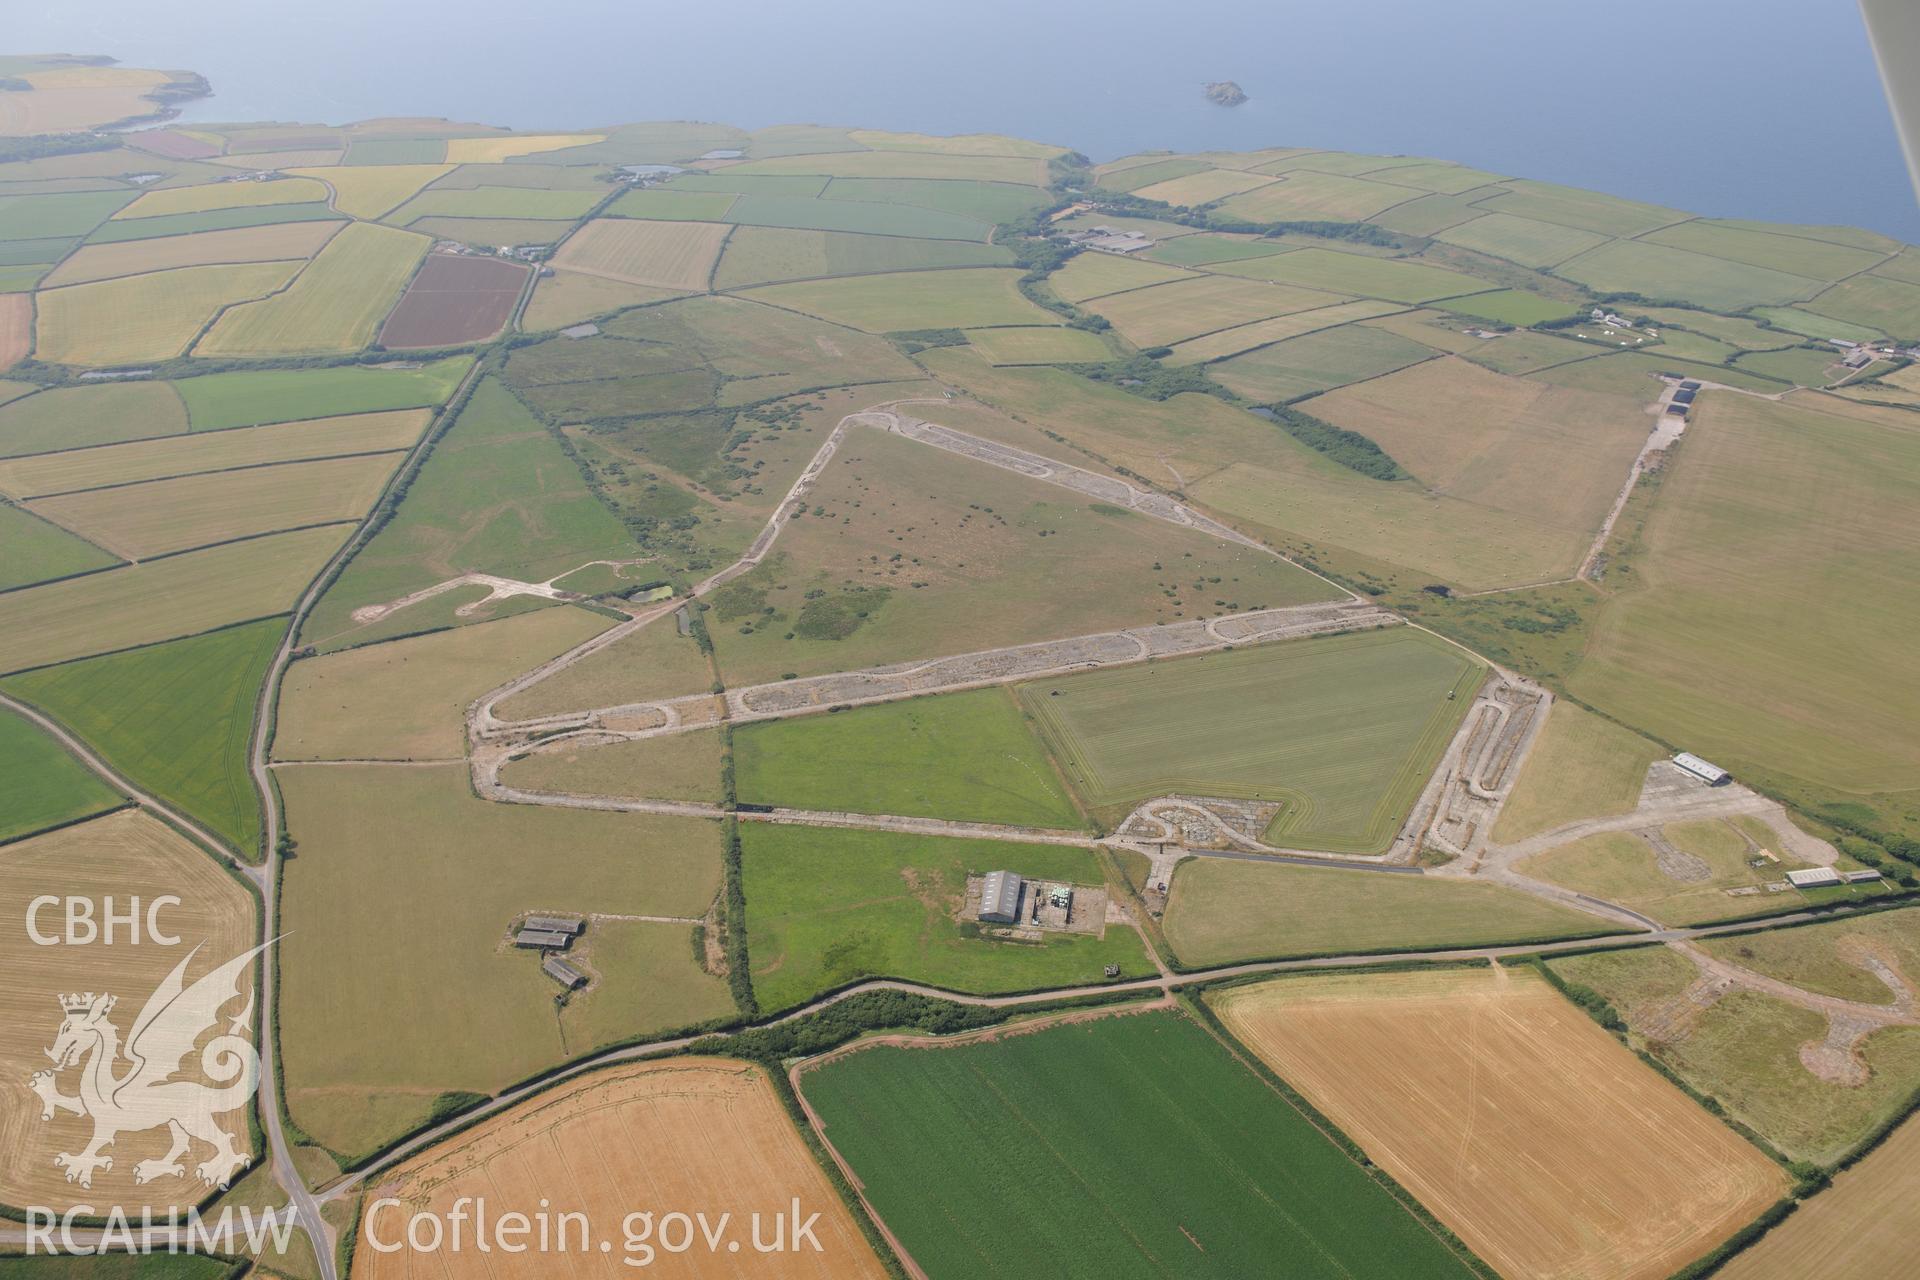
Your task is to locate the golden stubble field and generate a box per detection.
[353,1058,885,1279]
[0,809,257,1214]
[1212,966,1787,1280]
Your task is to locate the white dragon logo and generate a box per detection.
[27,941,269,1191]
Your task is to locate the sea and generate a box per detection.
[11,0,1918,241]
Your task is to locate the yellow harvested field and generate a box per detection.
[196,221,429,356]
[40,220,341,287]
[0,525,347,674]
[1168,298,1407,364]
[0,293,26,370]
[0,409,430,498]
[553,217,731,290]
[1717,1112,1920,1280]
[523,269,685,331]
[288,163,452,218]
[0,810,255,1215]
[33,261,304,366]
[1493,700,1663,842]
[443,133,604,163]
[0,68,174,136]
[1083,274,1348,347]
[1131,168,1278,206]
[351,1058,886,1280]
[275,606,610,760]
[1213,967,1787,1280]
[112,176,330,220]
[27,452,400,559]
[1305,356,1649,557]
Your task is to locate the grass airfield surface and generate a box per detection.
[1020,627,1480,851]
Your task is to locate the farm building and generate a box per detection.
[1843,868,1885,883]
[1671,387,1697,405]
[514,928,573,950]
[1786,867,1843,889]
[523,915,584,935]
[978,870,1024,924]
[1673,752,1730,785]
[542,955,588,989]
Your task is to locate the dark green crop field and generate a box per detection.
[801,1009,1482,1279]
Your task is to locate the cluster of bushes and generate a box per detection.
[887,328,967,354]
[1064,355,1227,401]
[1265,404,1411,481]
[0,132,118,164]
[701,990,1008,1064]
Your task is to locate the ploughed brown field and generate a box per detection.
[1211,966,1787,1280]
[377,252,530,349]
[353,1058,886,1279]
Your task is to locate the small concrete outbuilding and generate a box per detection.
[978,870,1024,924]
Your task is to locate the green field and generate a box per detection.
[1475,180,1686,237]
[823,177,1048,223]
[800,1010,1483,1279]
[735,688,1083,828]
[386,186,601,223]
[1457,330,1595,375]
[83,202,343,244]
[1214,247,1491,304]
[0,500,118,589]
[1549,944,1920,1165]
[737,267,1058,331]
[1749,305,1886,343]
[1804,273,1920,338]
[1139,233,1291,267]
[711,226,1011,289]
[1209,323,1435,401]
[1434,211,1607,268]
[2,617,284,854]
[740,824,1149,1011]
[0,525,344,675]
[1018,628,1481,850]
[196,221,429,355]
[1729,344,1843,386]
[0,704,122,843]
[1162,857,1612,966]
[304,378,635,647]
[964,324,1112,365]
[1555,239,1824,311]
[1643,220,1889,280]
[723,193,993,241]
[605,188,739,221]
[277,762,723,1157]
[1049,250,1201,303]
[0,190,135,239]
[1433,287,1580,326]
[173,356,469,429]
